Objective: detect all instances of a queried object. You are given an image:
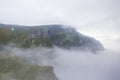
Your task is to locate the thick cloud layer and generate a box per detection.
[52,37,120,80]
[54,48,120,80]
[1,41,120,80]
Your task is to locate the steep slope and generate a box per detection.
[0,24,104,52]
[0,54,59,80]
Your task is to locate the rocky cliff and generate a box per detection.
[0,24,104,52]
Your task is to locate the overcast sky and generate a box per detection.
[0,0,120,42]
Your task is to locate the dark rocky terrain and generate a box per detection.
[0,23,104,52]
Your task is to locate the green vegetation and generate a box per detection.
[0,28,12,45]
[0,54,58,80]
[0,27,53,48]
[0,24,104,51]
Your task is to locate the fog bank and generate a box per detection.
[0,40,119,80]
[54,48,120,80]
[53,38,120,80]
[0,20,119,80]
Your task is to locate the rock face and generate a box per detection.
[0,24,104,52]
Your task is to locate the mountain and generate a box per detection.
[0,23,104,52]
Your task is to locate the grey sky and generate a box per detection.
[0,0,120,41]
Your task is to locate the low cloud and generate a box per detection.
[0,41,120,80]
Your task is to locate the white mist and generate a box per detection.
[53,40,120,80]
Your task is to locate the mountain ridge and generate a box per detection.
[0,23,104,52]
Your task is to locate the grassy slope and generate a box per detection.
[0,55,58,80]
